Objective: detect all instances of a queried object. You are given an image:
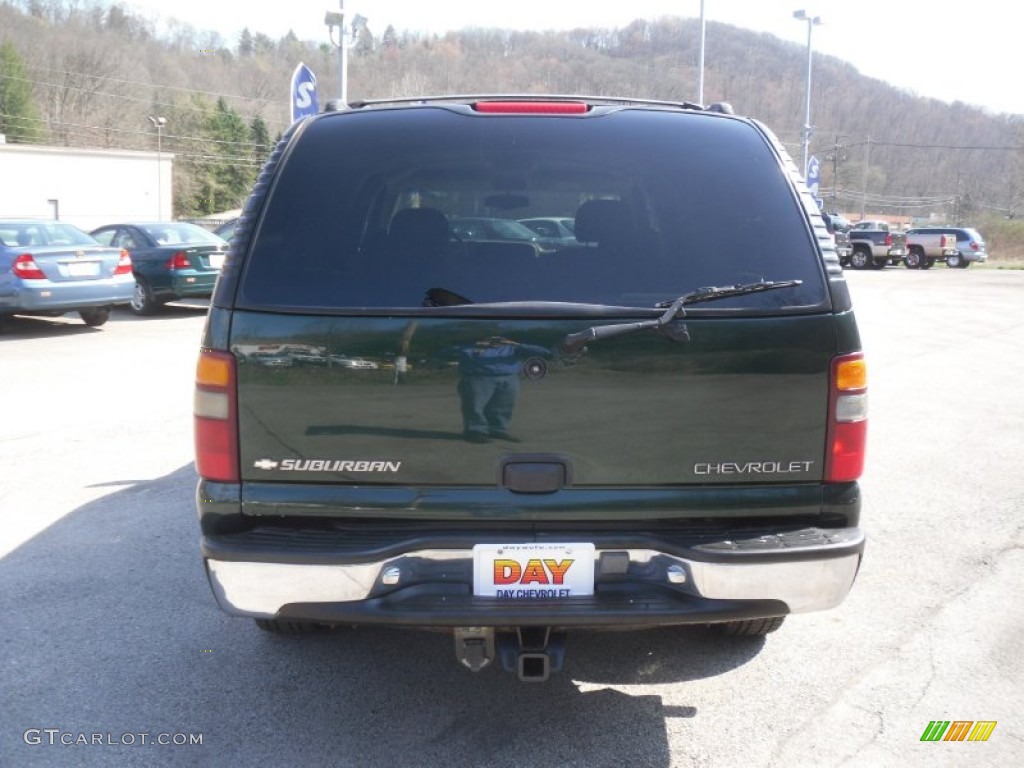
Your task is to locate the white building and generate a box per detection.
[0,140,173,230]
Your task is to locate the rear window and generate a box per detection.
[0,221,95,248]
[238,107,826,312]
[139,222,224,245]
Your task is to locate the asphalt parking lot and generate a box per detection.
[1,269,1022,767]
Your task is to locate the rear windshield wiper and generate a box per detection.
[562,279,803,352]
[653,279,804,308]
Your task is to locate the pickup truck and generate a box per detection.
[822,213,853,264]
[904,227,985,269]
[903,231,957,269]
[847,226,907,270]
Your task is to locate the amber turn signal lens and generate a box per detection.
[835,358,867,391]
[196,351,232,388]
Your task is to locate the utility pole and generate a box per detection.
[826,134,848,211]
[860,135,871,220]
[954,172,963,224]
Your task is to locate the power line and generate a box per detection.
[0,71,290,131]
[858,140,1023,152]
[19,62,290,107]
[0,113,272,165]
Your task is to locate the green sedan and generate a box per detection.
[90,222,228,315]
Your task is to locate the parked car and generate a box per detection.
[194,96,867,681]
[0,219,134,328]
[212,217,239,242]
[904,226,987,268]
[827,213,851,232]
[517,216,577,244]
[89,222,228,315]
[822,212,852,264]
[449,216,548,244]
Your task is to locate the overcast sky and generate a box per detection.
[125,0,1022,116]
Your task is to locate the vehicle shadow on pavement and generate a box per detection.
[111,303,209,320]
[0,315,106,339]
[1,303,208,338]
[1,464,765,768]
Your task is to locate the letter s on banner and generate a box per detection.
[291,62,319,123]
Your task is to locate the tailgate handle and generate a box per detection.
[499,455,572,494]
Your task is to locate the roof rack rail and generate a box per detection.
[327,94,714,113]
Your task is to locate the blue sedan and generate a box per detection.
[0,219,134,328]
[90,222,228,315]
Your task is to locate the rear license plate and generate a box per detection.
[66,262,100,277]
[208,253,225,269]
[473,543,595,598]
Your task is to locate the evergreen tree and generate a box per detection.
[249,115,271,167]
[239,28,254,57]
[0,41,41,142]
[205,97,253,212]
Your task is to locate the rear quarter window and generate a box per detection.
[238,107,828,312]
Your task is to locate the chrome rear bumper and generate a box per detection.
[205,528,863,622]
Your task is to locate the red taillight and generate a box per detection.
[970,241,979,251]
[114,249,133,275]
[825,352,868,483]
[166,251,191,269]
[12,253,46,280]
[194,349,239,483]
[883,233,892,246]
[473,101,588,114]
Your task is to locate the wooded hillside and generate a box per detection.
[2,0,1022,230]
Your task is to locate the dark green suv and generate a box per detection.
[194,97,867,680]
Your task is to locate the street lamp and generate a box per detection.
[325,3,367,106]
[792,9,822,179]
[697,0,706,104]
[324,3,347,104]
[148,115,166,220]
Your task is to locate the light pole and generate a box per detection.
[148,115,166,220]
[792,9,822,179]
[697,0,706,104]
[325,3,367,106]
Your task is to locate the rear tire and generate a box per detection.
[254,618,324,634]
[922,258,935,270]
[904,248,923,269]
[946,252,965,269]
[78,307,111,327]
[715,616,786,636]
[129,277,161,315]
